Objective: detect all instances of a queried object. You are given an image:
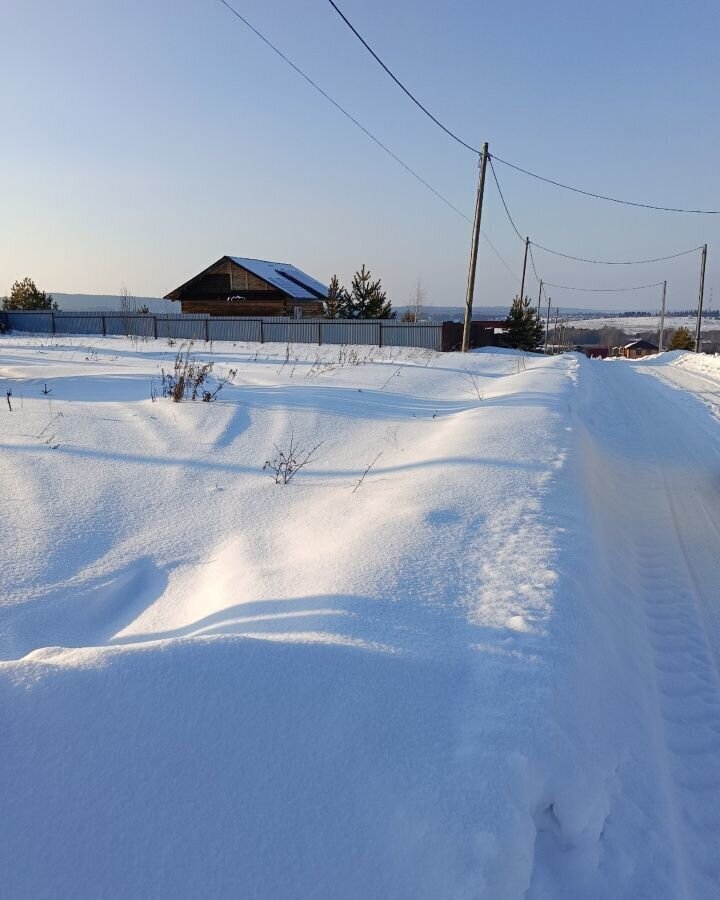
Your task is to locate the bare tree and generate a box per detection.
[410,276,426,322]
[119,284,139,338]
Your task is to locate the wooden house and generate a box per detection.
[620,339,658,359]
[165,256,328,317]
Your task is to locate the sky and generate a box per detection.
[2,0,720,312]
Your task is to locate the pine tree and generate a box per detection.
[667,326,695,351]
[325,274,348,318]
[2,277,57,311]
[348,265,394,319]
[504,295,543,351]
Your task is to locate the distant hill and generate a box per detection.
[49,294,607,320]
[51,293,179,313]
[396,304,607,322]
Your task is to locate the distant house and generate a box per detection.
[619,339,658,359]
[576,346,609,359]
[165,256,328,317]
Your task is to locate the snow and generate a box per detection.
[568,314,720,333]
[1,335,719,898]
[634,349,720,420]
[227,257,329,299]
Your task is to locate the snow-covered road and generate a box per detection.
[560,356,720,898]
[1,337,719,899]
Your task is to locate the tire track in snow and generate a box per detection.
[579,360,720,897]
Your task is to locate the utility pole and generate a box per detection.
[658,280,667,351]
[544,296,552,354]
[462,142,489,352]
[536,280,543,350]
[518,236,530,304]
[694,243,707,353]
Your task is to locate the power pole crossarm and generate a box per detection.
[462,143,489,352]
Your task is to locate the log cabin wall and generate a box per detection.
[175,260,324,317]
[181,297,324,317]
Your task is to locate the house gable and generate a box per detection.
[164,256,327,318]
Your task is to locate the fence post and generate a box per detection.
[259,319,264,343]
[50,311,56,334]
[153,316,158,340]
[317,320,322,346]
[101,314,106,337]
[379,322,383,348]
[205,317,209,342]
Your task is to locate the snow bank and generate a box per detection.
[2,336,719,897]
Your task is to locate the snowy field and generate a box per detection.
[567,314,719,333]
[2,335,720,899]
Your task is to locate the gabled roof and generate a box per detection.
[228,257,328,300]
[624,339,658,350]
[164,256,328,302]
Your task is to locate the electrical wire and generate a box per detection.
[216,0,517,282]
[217,0,474,221]
[489,157,525,243]
[529,241,703,266]
[541,280,665,293]
[325,0,720,215]
[491,154,720,215]
[325,0,480,154]
[528,243,543,287]
[491,158,706,264]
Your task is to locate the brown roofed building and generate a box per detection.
[620,339,658,359]
[165,256,328,318]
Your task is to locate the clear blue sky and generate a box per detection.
[3,0,719,311]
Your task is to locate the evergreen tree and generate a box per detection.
[2,277,57,311]
[667,326,695,351]
[324,274,348,318]
[504,295,543,351]
[348,265,394,319]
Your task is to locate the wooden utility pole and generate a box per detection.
[462,142,490,352]
[658,280,667,351]
[536,280,543,350]
[694,243,707,353]
[518,236,530,303]
[544,296,552,354]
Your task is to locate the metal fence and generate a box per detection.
[0,311,444,351]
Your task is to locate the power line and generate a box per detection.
[325,0,480,154]
[491,158,705,266]
[542,280,665,293]
[529,241,703,266]
[491,154,720,215]
[484,238,519,281]
[528,243,544,287]
[216,0,469,221]
[216,0,517,281]
[325,0,720,215]
[489,157,525,242]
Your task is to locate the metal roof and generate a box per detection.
[624,339,658,350]
[228,257,328,300]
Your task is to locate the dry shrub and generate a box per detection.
[159,342,236,402]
